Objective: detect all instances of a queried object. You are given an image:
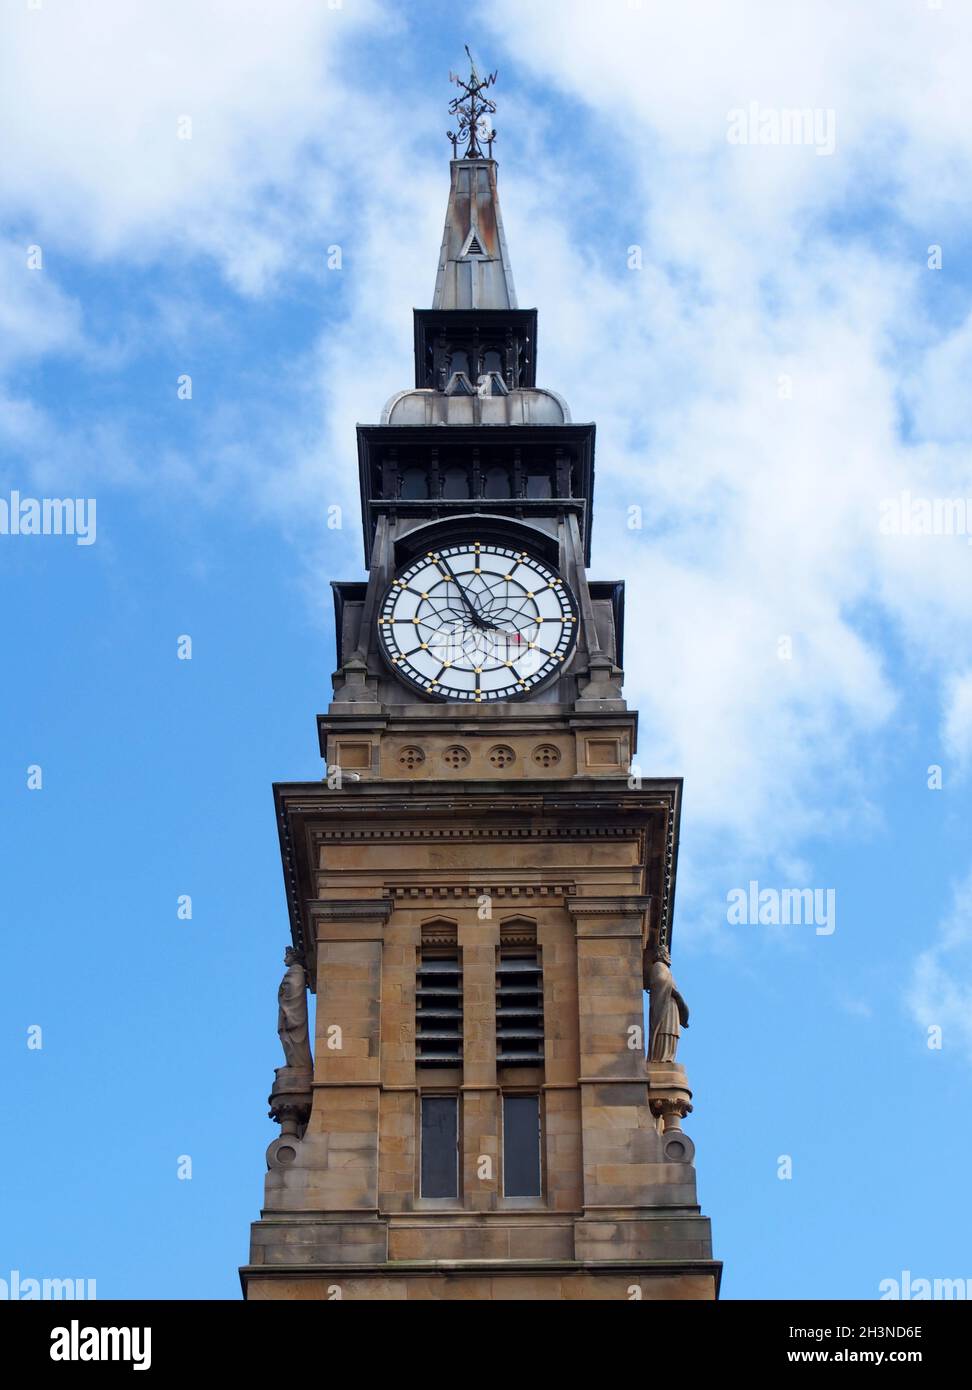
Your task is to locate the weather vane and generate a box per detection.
[447,44,498,159]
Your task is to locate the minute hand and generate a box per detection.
[438,556,487,628]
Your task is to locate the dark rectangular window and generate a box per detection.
[421,1095,459,1198]
[503,1094,542,1197]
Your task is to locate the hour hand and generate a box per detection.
[437,556,487,628]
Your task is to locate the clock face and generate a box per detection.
[378,541,577,702]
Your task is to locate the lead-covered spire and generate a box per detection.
[433,53,517,310]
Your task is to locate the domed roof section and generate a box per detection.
[381,381,571,427]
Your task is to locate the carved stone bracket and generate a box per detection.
[567,895,652,938]
[308,898,394,925]
[268,1066,313,1137]
[646,1061,695,1157]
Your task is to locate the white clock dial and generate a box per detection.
[378,541,578,702]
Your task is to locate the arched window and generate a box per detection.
[483,349,503,375]
[448,350,470,378]
[442,466,470,500]
[484,467,511,499]
[400,468,428,500]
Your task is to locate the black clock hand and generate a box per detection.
[437,555,488,628]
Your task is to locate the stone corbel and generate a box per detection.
[647,1060,696,1163]
[266,1065,313,1171]
[567,895,653,934]
[268,1066,313,1134]
[308,897,394,944]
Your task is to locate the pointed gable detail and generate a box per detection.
[459,228,487,258]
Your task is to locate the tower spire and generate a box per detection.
[434,54,516,310]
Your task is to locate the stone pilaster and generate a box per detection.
[247,900,392,1270]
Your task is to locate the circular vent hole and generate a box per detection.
[488,745,516,769]
[532,744,561,769]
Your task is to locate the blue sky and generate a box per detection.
[2,0,972,1299]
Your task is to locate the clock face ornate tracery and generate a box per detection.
[378,541,578,702]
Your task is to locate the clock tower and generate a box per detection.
[240,62,718,1301]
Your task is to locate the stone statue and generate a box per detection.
[277,946,312,1072]
[647,945,689,1063]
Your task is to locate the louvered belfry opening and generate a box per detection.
[496,926,544,1067]
[416,923,463,1067]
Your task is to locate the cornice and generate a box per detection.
[319,707,634,726]
[276,783,676,821]
[387,882,575,900]
[313,824,645,843]
[275,780,682,960]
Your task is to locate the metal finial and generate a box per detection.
[447,46,498,159]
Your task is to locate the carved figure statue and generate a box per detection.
[647,944,689,1063]
[277,946,312,1071]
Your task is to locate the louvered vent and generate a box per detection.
[462,232,486,256]
[496,951,544,1067]
[416,952,463,1066]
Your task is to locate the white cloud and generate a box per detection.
[4,0,972,890]
[0,237,82,369]
[0,0,420,525]
[909,870,972,1065]
[471,1,972,875]
[0,0,387,290]
[943,671,972,777]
